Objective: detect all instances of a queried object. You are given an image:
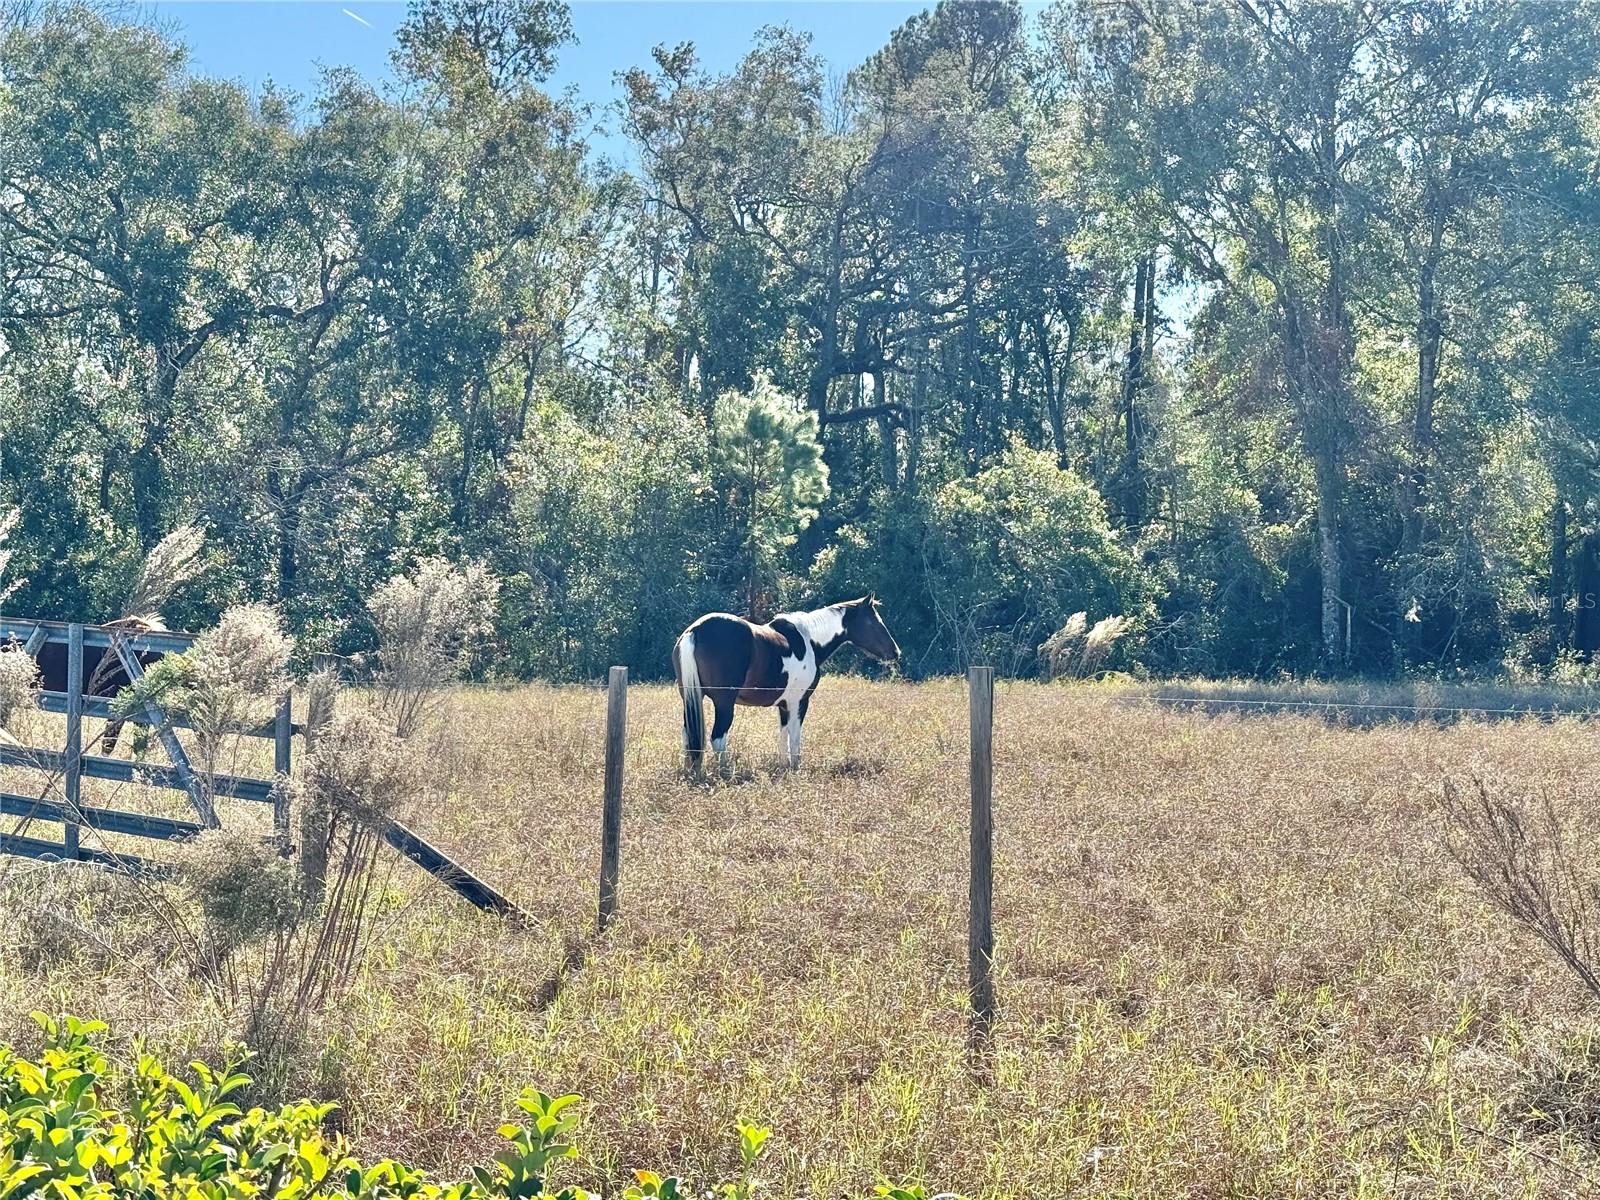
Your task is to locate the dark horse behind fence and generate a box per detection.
[674,595,900,771]
[32,616,165,753]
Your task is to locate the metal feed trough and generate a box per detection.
[0,617,523,919]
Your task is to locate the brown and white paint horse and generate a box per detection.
[674,596,900,771]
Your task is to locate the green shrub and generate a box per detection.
[711,375,829,614]
[0,1015,955,1200]
[813,441,1156,676]
[506,404,721,680]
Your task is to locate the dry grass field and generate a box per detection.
[5,678,1600,1197]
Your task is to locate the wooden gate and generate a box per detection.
[0,618,290,872]
[0,616,524,918]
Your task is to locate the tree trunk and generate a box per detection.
[1401,251,1442,556]
[516,345,542,441]
[873,371,897,489]
[1397,203,1446,661]
[906,360,927,493]
[1003,313,1025,447]
[1550,492,1569,658]
[1313,446,1345,672]
[455,377,485,528]
[808,215,847,417]
[1119,257,1152,526]
[961,207,981,476]
[1141,261,1157,365]
[1282,291,1349,673]
[1576,532,1600,660]
[128,441,166,554]
[1036,315,1067,467]
[130,357,181,552]
[278,485,303,604]
[1306,81,1356,672]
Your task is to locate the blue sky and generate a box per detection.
[147,1,934,160]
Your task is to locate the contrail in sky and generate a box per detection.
[342,9,373,28]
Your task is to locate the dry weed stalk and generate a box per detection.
[188,603,293,775]
[280,712,422,1041]
[303,667,340,746]
[1039,612,1135,680]
[1442,776,1600,1001]
[117,604,292,801]
[0,643,40,734]
[368,558,498,737]
[170,707,425,1090]
[122,523,205,622]
[296,667,343,899]
[184,828,299,999]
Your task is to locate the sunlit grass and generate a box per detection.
[4,678,1600,1196]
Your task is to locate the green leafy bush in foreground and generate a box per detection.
[0,1015,950,1200]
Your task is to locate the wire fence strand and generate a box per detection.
[1120,693,1600,721]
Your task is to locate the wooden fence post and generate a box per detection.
[63,622,83,860]
[597,666,627,931]
[272,691,292,851]
[968,665,995,1037]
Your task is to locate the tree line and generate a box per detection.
[4,0,1600,680]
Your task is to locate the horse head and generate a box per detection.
[842,594,899,663]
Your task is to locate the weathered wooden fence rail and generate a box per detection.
[0,743,277,802]
[0,618,197,655]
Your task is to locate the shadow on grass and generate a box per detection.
[1519,1033,1600,1152]
[528,933,589,1012]
[678,754,889,787]
[1118,679,1600,727]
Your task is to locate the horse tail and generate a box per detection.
[676,632,705,770]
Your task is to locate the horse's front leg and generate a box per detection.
[788,690,815,769]
[710,694,736,769]
[785,716,803,769]
[776,699,802,769]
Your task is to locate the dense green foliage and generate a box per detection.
[6,0,1600,678]
[0,1013,932,1200]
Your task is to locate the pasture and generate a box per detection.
[3,679,1600,1197]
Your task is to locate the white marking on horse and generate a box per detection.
[770,606,842,767]
[784,714,802,767]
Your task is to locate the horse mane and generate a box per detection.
[104,614,168,633]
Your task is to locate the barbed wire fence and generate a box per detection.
[573,668,1600,1051]
[591,665,1000,1043]
[9,656,1598,1052]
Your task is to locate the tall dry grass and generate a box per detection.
[3,680,1600,1195]
[0,643,40,734]
[368,558,498,738]
[1038,612,1134,680]
[121,524,205,623]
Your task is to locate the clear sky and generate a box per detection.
[146,1,934,160]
